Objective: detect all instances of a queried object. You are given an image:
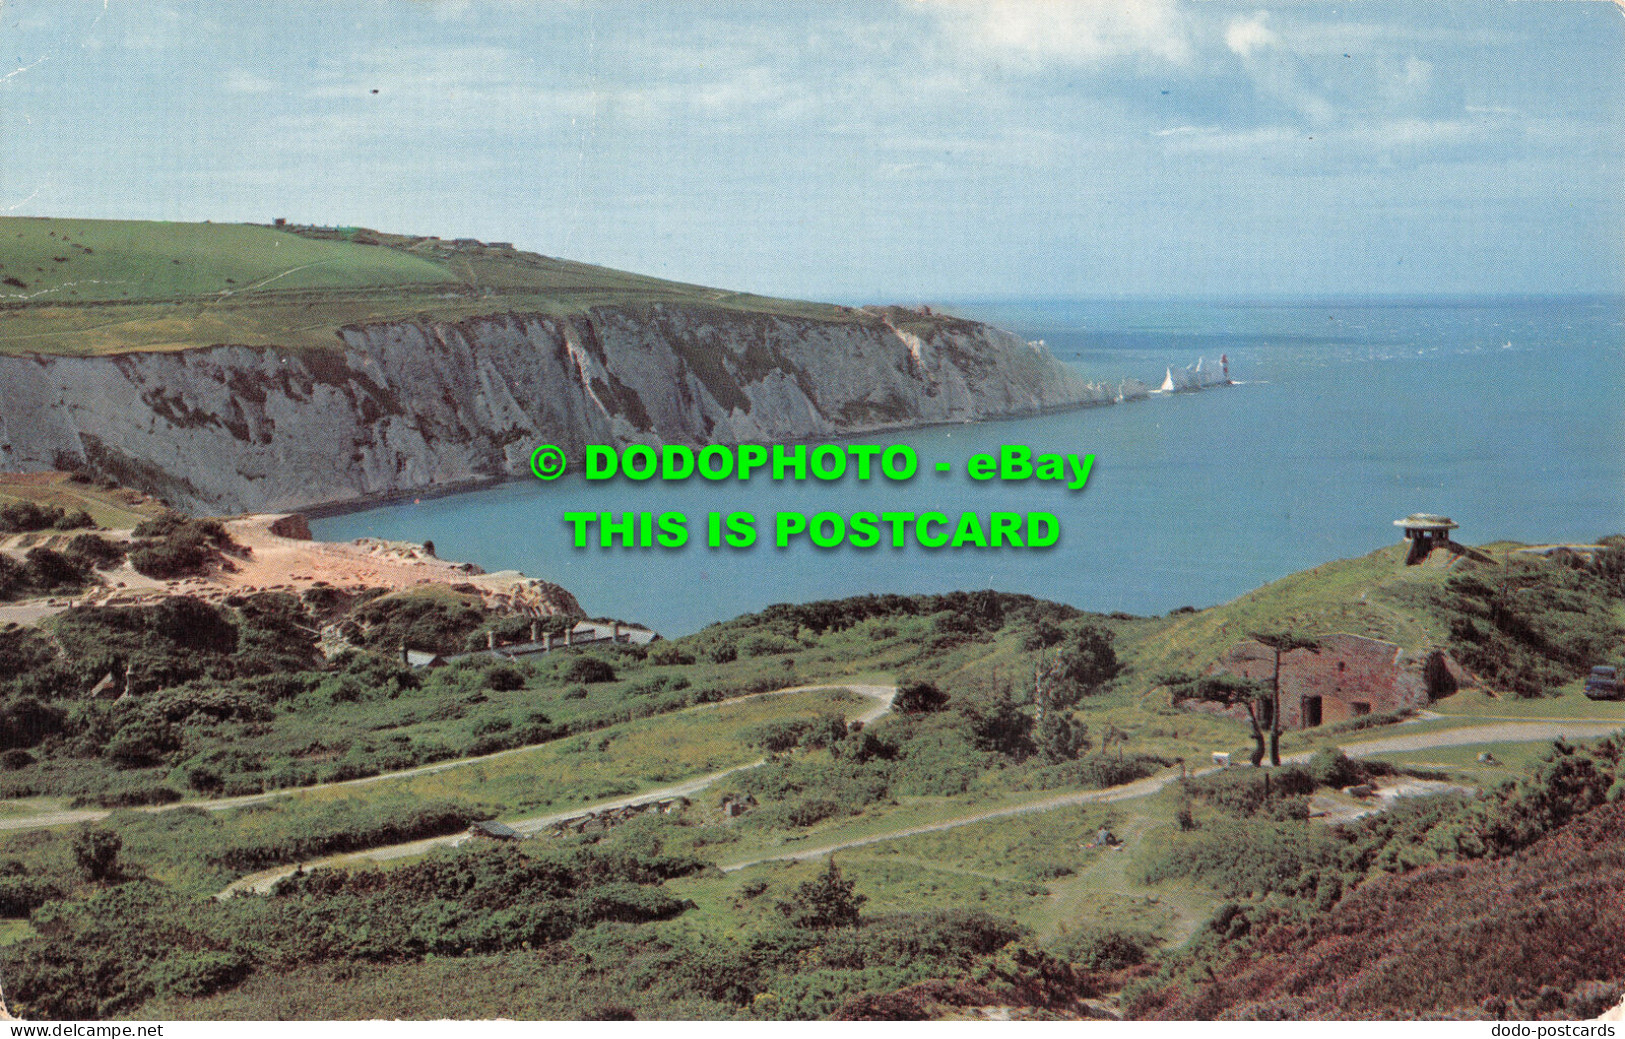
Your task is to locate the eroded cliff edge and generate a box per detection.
[0,304,1107,514]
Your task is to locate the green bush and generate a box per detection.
[8,884,247,1018]
[647,644,696,666]
[1411,559,1625,697]
[52,508,95,531]
[1049,927,1159,972]
[62,532,127,570]
[486,664,527,691]
[1137,820,1346,903]
[1308,750,1366,789]
[0,862,62,918]
[22,548,91,593]
[0,501,68,533]
[72,827,124,881]
[1182,766,1315,818]
[895,679,948,713]
[349,591,489,657]
[777,858,866,929]
[127,515,232,580]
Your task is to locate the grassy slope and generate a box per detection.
[11,541,1624,1019]
[1126,541,1515,682]
[0,471,167,528]
[0,216,865,356]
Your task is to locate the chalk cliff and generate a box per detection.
[0,304,1112,514]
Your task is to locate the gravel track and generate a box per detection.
[212,684,895,898]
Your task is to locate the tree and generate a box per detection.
[895,679,949,714]
[777,857,866,929]
[1046,626,1120,704]
[1100,722,1129,763]
[1028,625,1118,763]
[1249,632,1322,766]
[1037,711,1090,763]
[968,690,1036,759]
[72,828,122,882]
[1190,674,1271,767]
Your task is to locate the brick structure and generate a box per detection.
[1201,632,1471,729]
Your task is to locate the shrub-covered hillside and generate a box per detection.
[1131,538,1625,700]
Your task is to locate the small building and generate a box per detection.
[569,621,659,647]
[468,820,523,841]
[404,648,447,669]
[443,619,662,664]
[1395,513,1459,565]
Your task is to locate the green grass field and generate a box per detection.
[662,782,1220,957]
[332,685,868,815]
[0,216,865,356]
[1359,740,1578,783]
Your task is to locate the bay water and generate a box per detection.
[312,296,1625,635]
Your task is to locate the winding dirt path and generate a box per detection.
[0,684,896,835]
[716,718,1625,872]
[719,770,1183,872]
[27,686,1611,903]
[1336,721,1624,757]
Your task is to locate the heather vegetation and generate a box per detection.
[1127,736,1625,1019]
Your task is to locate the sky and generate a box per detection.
[1,0,1622,300]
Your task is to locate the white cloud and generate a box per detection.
[223,70,279,95]
[1224,13,1278,58]
[915,0,1193,66]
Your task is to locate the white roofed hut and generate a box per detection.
[1395,513,1459,565]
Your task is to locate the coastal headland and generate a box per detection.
[0,217,1149,516]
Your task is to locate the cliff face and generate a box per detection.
[0,305,1110,514]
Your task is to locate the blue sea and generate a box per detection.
[312,297,1625,636]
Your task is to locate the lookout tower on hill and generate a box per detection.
[1395,513,1459,565]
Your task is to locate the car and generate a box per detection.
[1583,665,1623,701]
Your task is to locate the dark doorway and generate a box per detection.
[1301,695,1323,727]
[1424,651,1458,700]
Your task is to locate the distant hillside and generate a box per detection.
[0,217,862,357]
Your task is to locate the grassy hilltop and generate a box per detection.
[0,217,869,357]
